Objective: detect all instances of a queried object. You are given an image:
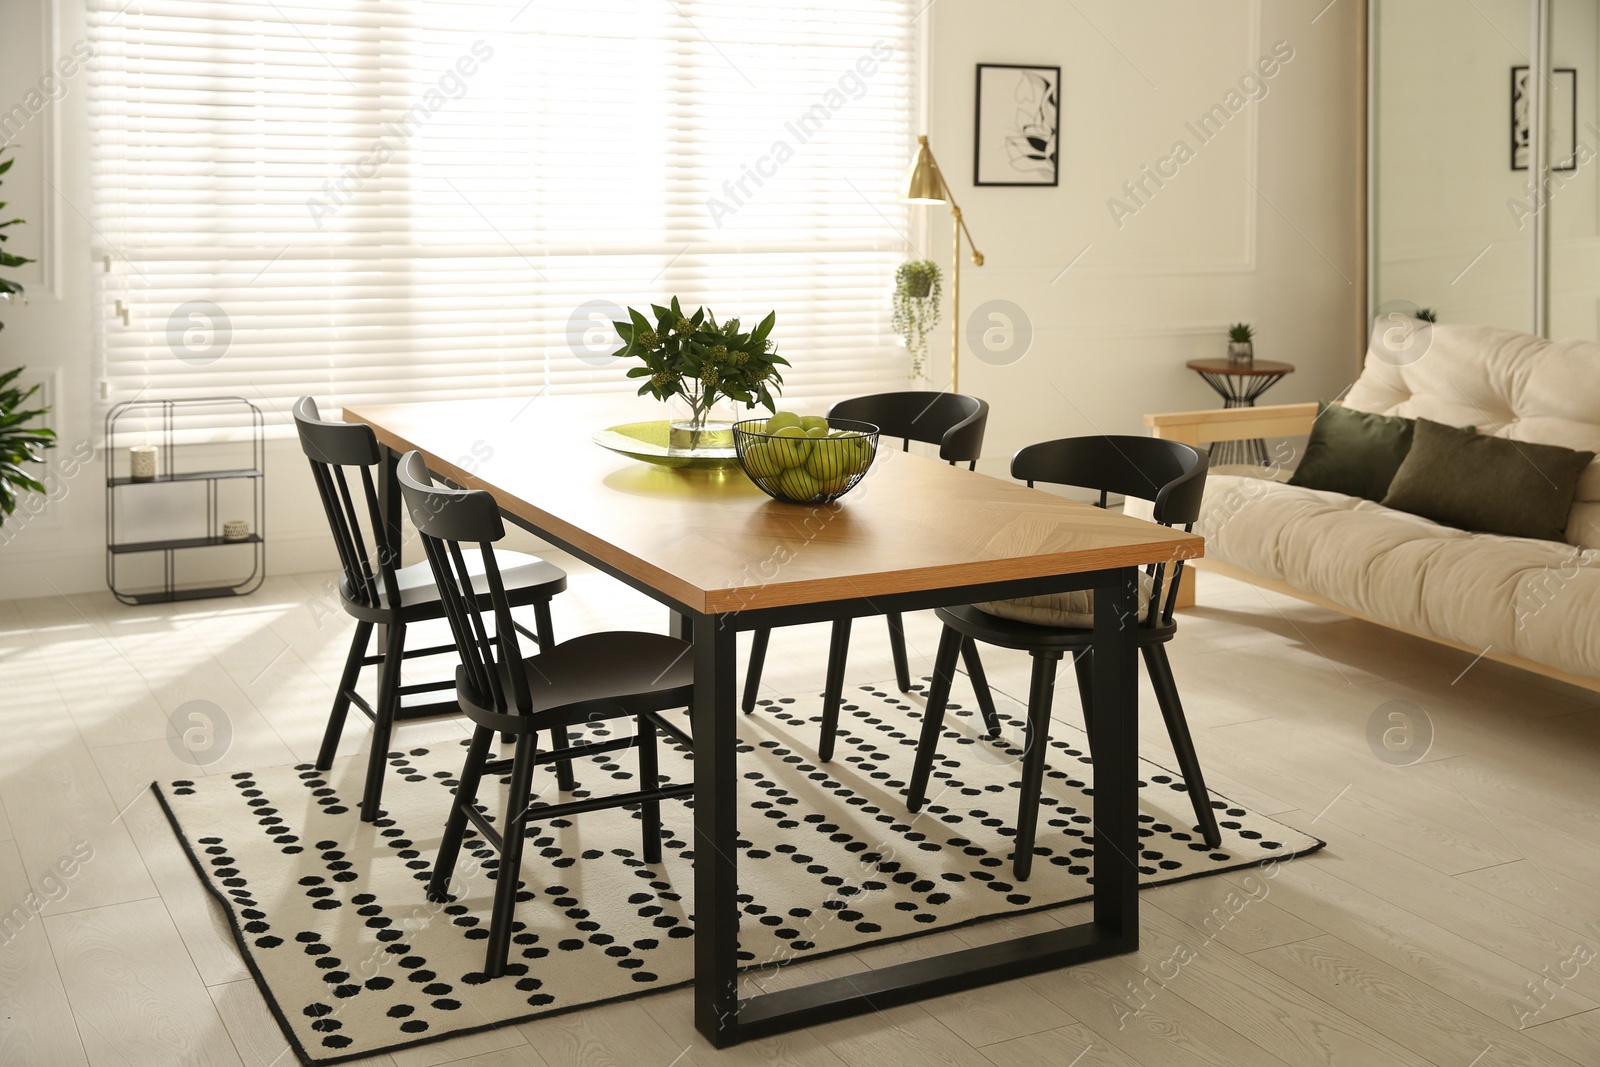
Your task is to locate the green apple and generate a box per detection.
[805,425,830,439]
[770,425,812,467]
[742,440,782,478]
[814,461,855,495]
[799,414,831,434]
[805,439,846,481]
[765,410,802,433]
[776,465,820,500]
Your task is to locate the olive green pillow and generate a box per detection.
[1287,402,1416,501]
[1380,418,1594,542]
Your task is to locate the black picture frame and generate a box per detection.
[974,63,1060,187]
[1512,65,1578,172]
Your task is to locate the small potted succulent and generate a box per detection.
[891,260,942,381]
[1227,322,1254,366]
[1415,308,1437,323]
[612,296,787,450]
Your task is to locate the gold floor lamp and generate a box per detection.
[900,134,984,394]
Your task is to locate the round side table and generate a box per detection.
[1185,358,1295,466]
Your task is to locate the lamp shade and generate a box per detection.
[900,135,947,204]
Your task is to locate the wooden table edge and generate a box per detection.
[347,406,1205,616]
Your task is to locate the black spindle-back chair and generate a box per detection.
[397,451,695,978]
[905,435,1219,880]
[741,391,998,761]
[294,397,568,822]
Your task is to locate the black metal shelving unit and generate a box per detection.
[105,397,266,605]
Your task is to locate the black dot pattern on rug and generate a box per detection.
[162,684,1317,1060]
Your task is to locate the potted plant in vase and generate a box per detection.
[891,259,941,381]
[612,296,787,450]
[1227,322,1254,366]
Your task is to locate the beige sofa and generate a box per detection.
[1145,323,1600,693]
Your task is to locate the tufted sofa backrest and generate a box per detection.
[1343,322,1600,549]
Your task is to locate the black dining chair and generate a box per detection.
[906,435,1220,881]
[741,391,998,759]
[397,451,695,978]
[294,397,569,822]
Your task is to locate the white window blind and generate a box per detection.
[89,0,919,435]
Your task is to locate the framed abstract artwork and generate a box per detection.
[1512,65,1577,172]
[974,63,1060,186]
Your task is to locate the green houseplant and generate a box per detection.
[1,148,34,329]
[891,259,942,380]
[0,149,53,528]
[0,367,55,527]
[1227,322,1254,366]
[1415,307,1438,323]
[612,296,787,449]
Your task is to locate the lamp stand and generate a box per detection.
[901,135,983,394]
[942,198,983,396]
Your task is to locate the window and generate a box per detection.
[89,0,919,435]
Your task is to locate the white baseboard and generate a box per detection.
[0,533,340,601]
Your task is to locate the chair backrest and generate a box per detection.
[1011,435,1208,626]
[293,396,400,611]
[396,450,530,715]
[827,391,989,468]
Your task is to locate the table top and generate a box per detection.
[1186,358,1295,376]
[345,395,1203,615]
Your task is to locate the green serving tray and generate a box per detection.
[591,420,741,470]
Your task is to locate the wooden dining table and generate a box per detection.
[343,393,1203,1047]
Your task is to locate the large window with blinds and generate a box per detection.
[88,1,918,433]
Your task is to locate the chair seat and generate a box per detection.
[972,569,1154,630]
[457,631,694,730]
[341,549,566,612]
[937,592,1173,654]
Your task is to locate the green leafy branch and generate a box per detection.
[0,149,36,333]
[612,296,788,426]
[0,366,56,525]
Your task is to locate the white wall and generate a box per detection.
[0,0,1365,600]
[927,0,1365,478]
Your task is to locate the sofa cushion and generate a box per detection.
[1287,402,1415,501]
[1380,418,1594,542]
[1196,473,1600,680]
[1342,323,1600,549]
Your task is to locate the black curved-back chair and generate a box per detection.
[295,397,569,822]
[397,451,695,978]
[742,391,997,761]
[906,435,1220,881]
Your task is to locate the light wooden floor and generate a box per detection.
[2,557,1599,1067]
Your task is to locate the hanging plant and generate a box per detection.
[891,259,942,381]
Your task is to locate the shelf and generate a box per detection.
[108,468,263,487]
[119,584,262,605]
[106,397,266,605]
[108,534,264,555]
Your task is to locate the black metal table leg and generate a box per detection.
[692,613,742,1045]
[691,566,1145,1047]
[1090,567,1141,937]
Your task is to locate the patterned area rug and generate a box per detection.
[157,680,1323,1065]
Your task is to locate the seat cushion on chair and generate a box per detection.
[974,570,1155,630]
[458,631,694,726]
[342,549,566,611]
